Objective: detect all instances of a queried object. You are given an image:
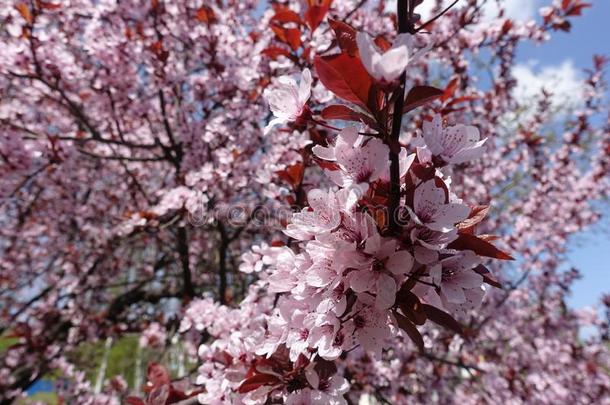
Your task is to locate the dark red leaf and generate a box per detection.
[271,10,302,25]
[373,35,391,52]
[440,77,459,102]
[501,19,513,35]
[448,233,514,260]
[237,373,281,394]
[403,85,444,114]
[395,312,424,353]
[327,18,358,56]
[125,397,146,405]
[304,0,332,31]
[314,53,372,109]
[276,163,304,189]
[38,1,62,10]
[196,5,216,24]
[320,105,375,126]
[397,291,427,325]
[261,46,292,60]
[271,26,302,51]
[473,264,503,289]
[147,363,171,386]
[457,205,490,233]
[422,304,464,335]
[446,95,478,107]
[566,3,591,16]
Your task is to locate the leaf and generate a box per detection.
[403,85,444,114]
[321,105,375,126]
[125,398,146,405]
[327,18,358,56]
[422,304,464,335]
[38,1,61,10]
[261,46,292,60]
[271,10,302,25]
[396,290,427,325]
[147,363,171,386]
[271,26,301,51]
[395,312,424,353]
[276,163,304,189]
[566,2,591,16]
[196,5,216,24]
[237,373,280,394]
[314,53,372,109]
[440,77,459,102]
[457,205,490,233]
[304,0,332,31]
[447,233,514,261]
[473,264,502,289]
[15,3,32,24]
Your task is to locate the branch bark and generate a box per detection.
[387,1,417,233]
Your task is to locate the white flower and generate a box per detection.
[263,68,312,134]
[356,32,425,83]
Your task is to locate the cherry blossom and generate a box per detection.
[263,68,312,134]
[417,114,487,165]
[356,32,425,83]
[313,126,389,191]
[410,179,471,232]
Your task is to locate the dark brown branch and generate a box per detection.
[387,1,417,233]
[177,225,195,298]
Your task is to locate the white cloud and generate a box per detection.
[416,0,538,23]
[512,59,584,111]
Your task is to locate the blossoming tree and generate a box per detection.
[0,0,608,404]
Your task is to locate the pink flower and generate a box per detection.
[348,294,392,359]
[263,68,312,134]
[284,189,341,241]
[313,127,389,191]
[418,114,487,164]
[356,32,426,83]
[430,251,483,305]
[347,233,414,310]
[410,179,470,232]
[305,367,350,405]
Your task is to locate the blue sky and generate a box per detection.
[421,0,610,309]
[516,0,610,310]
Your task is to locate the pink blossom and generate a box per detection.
[356,32,425,83]
[263,69,312,134]
[313,127,389,191]
[429,251,483,306]
[418,114,487,164]
[410,179,471,232]
[347,234,414,309]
